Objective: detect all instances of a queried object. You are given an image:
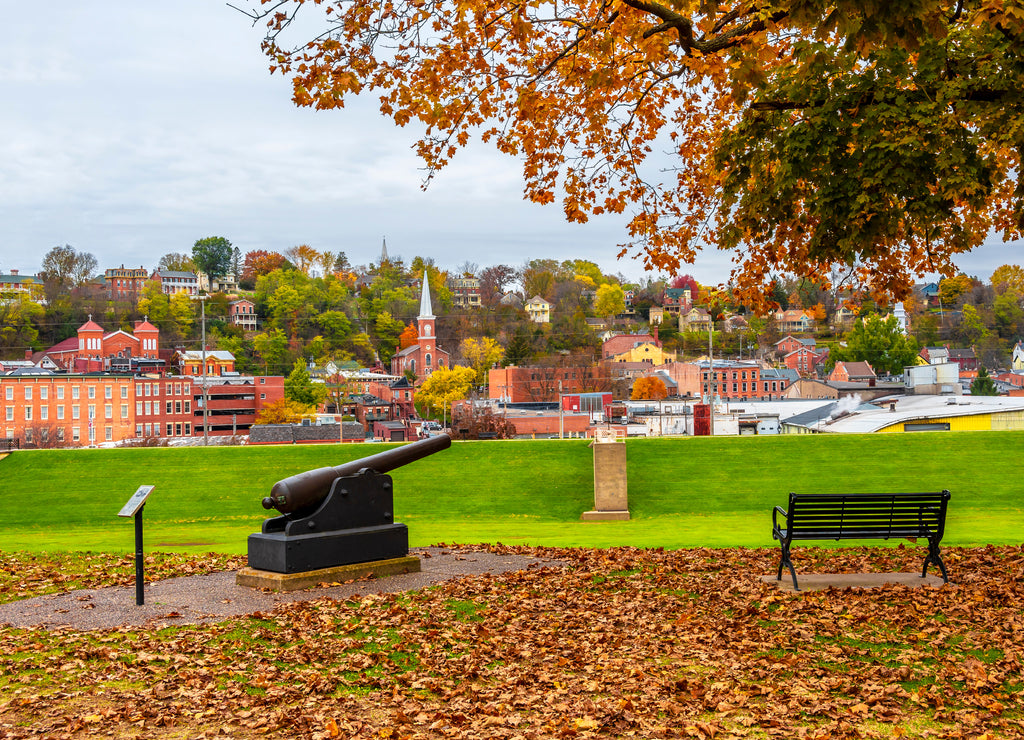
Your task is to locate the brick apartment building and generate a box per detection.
[488,364,610,403]
[1,373,136,446]
[103,266,149,301]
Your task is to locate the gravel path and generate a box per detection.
[0,548,560,631]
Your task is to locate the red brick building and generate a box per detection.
[41,318,162,373]
[103,266,149,301]
[2,373,136,447]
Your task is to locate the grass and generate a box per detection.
[0,431,1022,553]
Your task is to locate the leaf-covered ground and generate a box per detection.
[0,545,1021,739]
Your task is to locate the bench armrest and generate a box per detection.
[772,506,788,537]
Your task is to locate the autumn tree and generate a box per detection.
[157,252,196,273]
[242,250,288,286]
[479,264,518,306]
[991,265,1024,296]
[415,365,476,423]
[192,236,234,280]
[285,244,318,276]
[39,245,97,303]
[245,1,1024,307]
[631,375,668,401]
[594,283,626,319]
[459,337,504,385]
[255,398,311,425]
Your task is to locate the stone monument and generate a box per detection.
[581,429,630,521]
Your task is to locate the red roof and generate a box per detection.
[78,319,103,332]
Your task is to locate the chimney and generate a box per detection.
[652,323,659,345]
[25,349,32,361]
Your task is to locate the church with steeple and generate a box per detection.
[390,269,450,380]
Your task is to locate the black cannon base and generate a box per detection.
[247,523,409,574]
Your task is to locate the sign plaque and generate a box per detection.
[118,485,154,518]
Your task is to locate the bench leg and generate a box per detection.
[921,539,949,583]
[777,541,799,591]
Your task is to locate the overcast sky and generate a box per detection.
[0,3,1017,287]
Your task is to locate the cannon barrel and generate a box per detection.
[262,433,452,513]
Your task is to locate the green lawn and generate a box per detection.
[0,431,1021,553]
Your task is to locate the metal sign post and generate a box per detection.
[118,485,155,606]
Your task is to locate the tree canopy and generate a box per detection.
[192,237,234,280]
[832,315,920,376]
[246,1,1023,308]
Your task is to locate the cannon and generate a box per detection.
[247,434,451,574]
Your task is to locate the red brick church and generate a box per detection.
[391,270,450,380]
[39,316,163,373]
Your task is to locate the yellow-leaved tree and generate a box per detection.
[243,1,1024,309]
[459,337,505,386]
[415,366,477,424]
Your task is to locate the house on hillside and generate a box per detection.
[525,295,551,323]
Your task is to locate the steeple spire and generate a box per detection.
[419,269,435,319]
[380,237,389,265]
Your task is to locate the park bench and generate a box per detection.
[772,491,951,591]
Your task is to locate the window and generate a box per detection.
[88,405,96,419]
[105,427,113,441]
[72,386,80,400]
[144,384,151,397]
[57,386,64,400]
[120,404,128,419]
[57,428,64,442]
[105,404,112,419]
[166,401,173,414]
[57,406,64,420]
[166,383,172,395]
[136,425,143,438]
[184,401,190,413]
[175,401,181,414]
[88,426,95,443]
[72,427,80,442]
[72,406,80,420]
[260,393,266,400]
[4,407,12,421]
[184,423,191,436]
[40,407,48,421]
[174,383,181,395]
[121,386,128,399]
[25,428,32,444]
[4,387,11,401]
[88,386,96,399]
[105,386,112,399]
[40,387,48,400]
[137,402,144,415]
[175,423,182,436]
[136,384,143,396]
[260,377,265,384]
[145,424,152,436]
[184,384,191,395]
[166,423,173,436]
[145,402,151,415]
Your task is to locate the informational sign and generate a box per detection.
[118,485,155,518]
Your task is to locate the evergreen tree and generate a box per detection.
[970,366,998,396]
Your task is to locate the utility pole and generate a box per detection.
[558,380,563,439]
[192,295,209,446]
[708,323,715,436]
